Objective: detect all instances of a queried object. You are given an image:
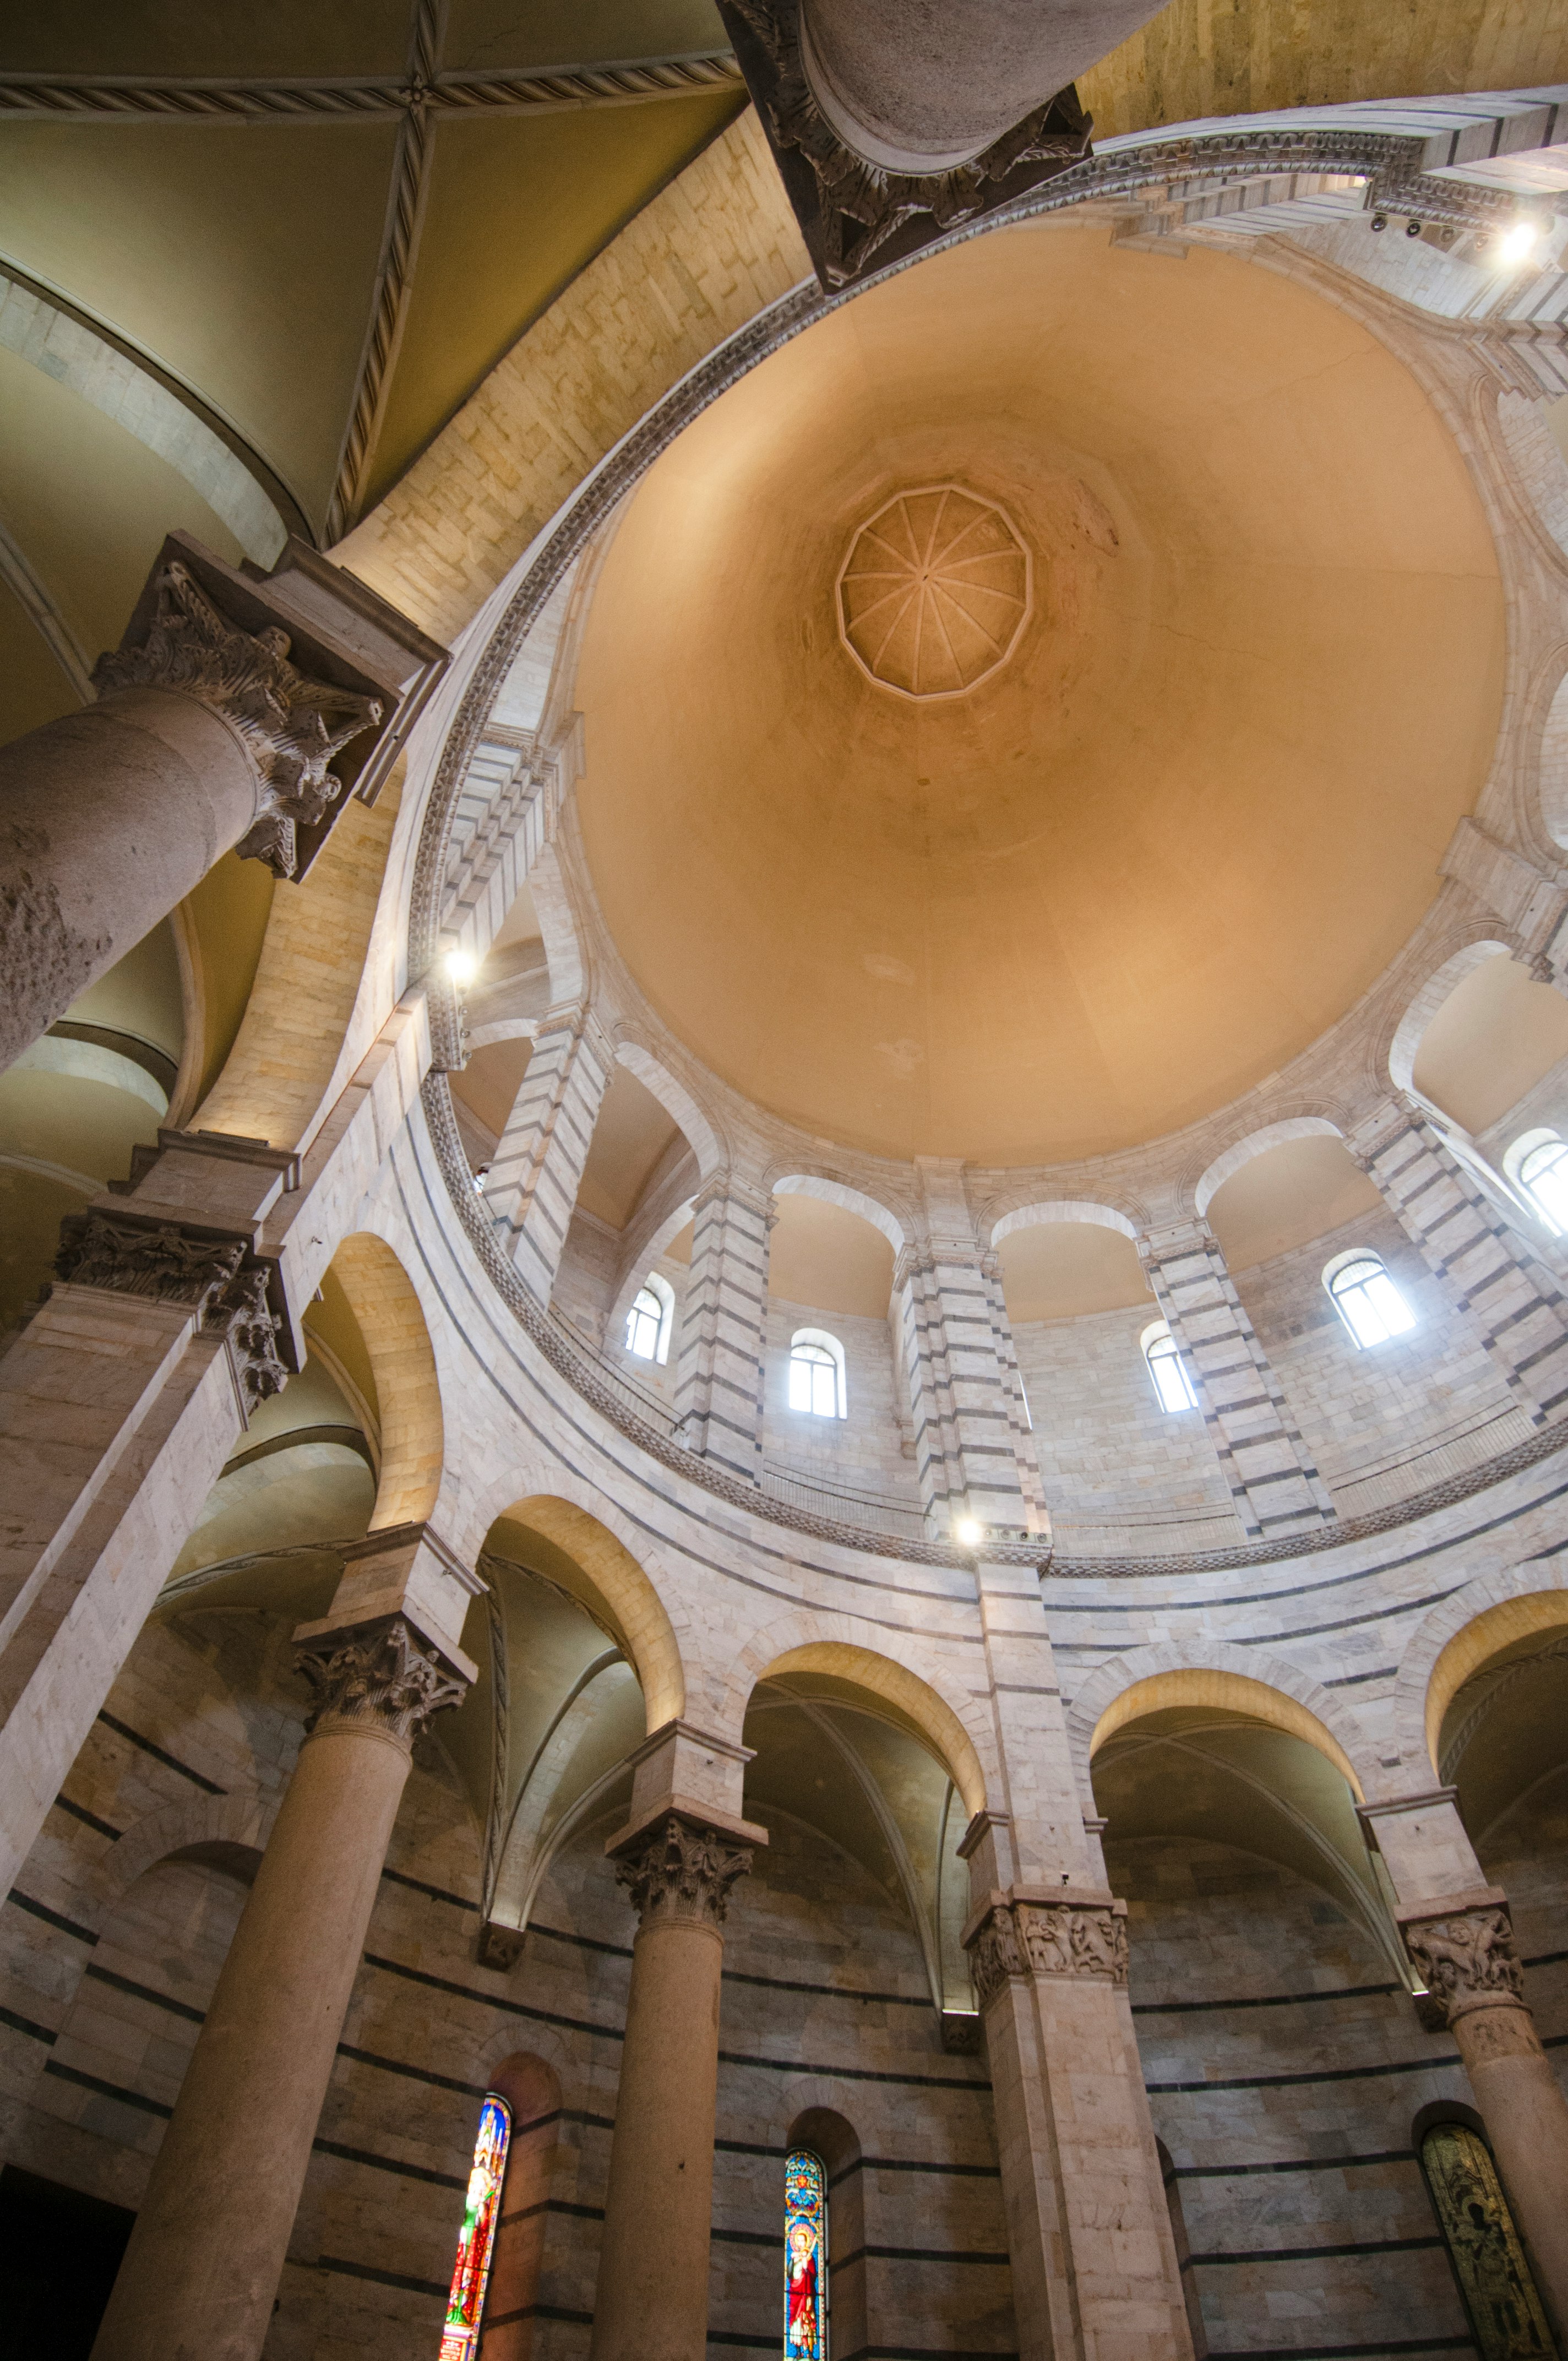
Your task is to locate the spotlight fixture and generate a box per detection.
[954,1516,983,1548]
[1370,214,1387,232]
[1404,217,1423,238]
[444,949,478,988]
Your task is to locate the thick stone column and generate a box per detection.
[896,1162,1048,1539]
[672,1174,775,1483]
[482,1002,614,1303]
[0,1130,298,1901]
[1139,1217,1336,1541]
[798,0,1168,173]
[1347,1098,1568,1422]
[592,1722,765,2361]
[1363,1787,1568,2340]
[961,1558,1191,2361]
[0,532,440,1076]
[91,1530,476,2361]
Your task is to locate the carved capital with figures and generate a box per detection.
[92,558,382,878]
[296,1614,469,1750]
[612,1811,754,1933]
[55,1211,288,1414]
[964,1894,1130,2010]
[1403,1903,1527,2028]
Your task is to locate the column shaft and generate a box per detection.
[591,1810,757,2361]
[90,1612,468,2361]
[672,1177,774,1483]
[1348,1099,1568,1420]
[1140,1219,1335,1540]
[483,1003,613,1302]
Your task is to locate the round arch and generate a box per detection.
[614,1038,723,1179]
[1391,1563,1568,1781]
[717,1612,992,1816]
[489,1490,686,1732]
[329,1231,445,1528]
[772,1173,908,1253]
[1193,1117,1346,1217]
[1385,935,1514,1101]
[1067,1643,1373,1800]
[989,1198,1137,1249]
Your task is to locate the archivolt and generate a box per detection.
[1390,1561,1568,1785]
[1067,1641,1373,1800]
[330,1231,444,1527]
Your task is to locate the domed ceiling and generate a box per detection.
[574,218,1505,1167]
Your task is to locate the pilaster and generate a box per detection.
[672,1176,776,1484]
[1347,1098,1568,1421]
[1139,1217,1336,1541]
[482,1001,615,1303]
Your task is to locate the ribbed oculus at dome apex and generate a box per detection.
[837,485,1031,698]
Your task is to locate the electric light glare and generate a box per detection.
[1499,220,1540,264]
[955,1516,983,1547]
[445,949,478,987]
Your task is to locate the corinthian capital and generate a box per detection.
[1404,1903,1526,2024]
[92,558,382,878]
[296,1614,469,1748]
[613,1812,754,1932]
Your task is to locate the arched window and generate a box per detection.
[784,2148,829,2361]
[1419,2118,1553,2358]
[440,2092,511,2360]
[1325,1250,1415,1348]
[625,1271,674,1363]
[1508,1128,1568,1234]
[789,1329,846,1419]
[1141,1321,1196,1413]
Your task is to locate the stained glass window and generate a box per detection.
[784,2148,828,2361]
[439,2092,511,2361]
[1420,2120,1553,2360]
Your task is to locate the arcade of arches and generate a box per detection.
[9,7,1568,2360]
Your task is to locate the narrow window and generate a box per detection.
[1142,1321,1196,1413]
[440,2092,511,2361]
[625,1272,674,1364]
[1326,1252,1415,1348]
[1419,2120,1553,2359]
[1516,1134,1568,1234]
[785,2148,829,2361]
[789,1330,846,1419]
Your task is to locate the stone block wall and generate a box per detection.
[760,1298,917,1505]
[1235,1209,1528,1516]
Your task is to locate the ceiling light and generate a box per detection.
[954,1516,983,1547]
[445,949,478,988]
[1498,220,1540,265]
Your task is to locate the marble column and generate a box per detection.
[1139,1217,1336,1542]
[1363,1787,1568,2339]
[91,1530,476,2361]
[895,1161,1048,1539]
[0,1129,298,1903]
[672,1174,776,1484]
[1347,1099,1568,1423]
[482,1001,614,1304]
[0,532,438,1076]
[591,1722,765,2361]
[798,0,1168,173]
[961,1557,1191,2361]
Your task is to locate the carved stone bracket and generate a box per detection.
[54,1210,288,1414]
[92,558,383,878]
[295,1613,470,1748]
[716,0,1091,290]
[612,1811,754,1933]
[1403,1902,1527,2028]
[964,1894,1130,2010]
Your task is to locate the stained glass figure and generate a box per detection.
[784,2149,828,2361]
[1420,2121,1553,2360]
[439,2092,511,2361]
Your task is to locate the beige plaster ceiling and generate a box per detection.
[996,1221,1150,1323]
[1206,1136,1383,1273]
[1413,953,1568,1136]
[769,1194,894,1317]
[575,220,1504,1168]
[577,1066,684,1230]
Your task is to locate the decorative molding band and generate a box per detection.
[296,1612,470,1747]
[611,1810,754,1931]
[0,53,745,123]
[963,1897,1130,2010]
